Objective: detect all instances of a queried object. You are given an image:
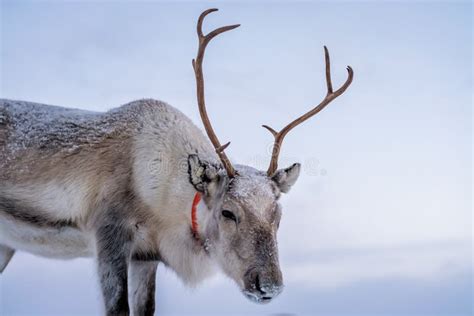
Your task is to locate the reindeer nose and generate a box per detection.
[255,274,283,299]
[245,269,284,303]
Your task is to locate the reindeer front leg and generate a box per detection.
[129,260,158,316]
[96,216,134,316]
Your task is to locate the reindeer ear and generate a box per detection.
[272,163,301,193]
[188,154,228,206]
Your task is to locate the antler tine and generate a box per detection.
[263,46,354,176]
[192,9,240,178]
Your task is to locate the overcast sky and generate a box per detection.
[0,1,472,315]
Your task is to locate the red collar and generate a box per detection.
[191,192,202,240]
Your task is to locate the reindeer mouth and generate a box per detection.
[242,290,274,304]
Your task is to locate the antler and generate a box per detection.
[192,8,239,178]
[263,46,354,176]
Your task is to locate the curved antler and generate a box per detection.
[263,46,354,176]
[192,8,239,178]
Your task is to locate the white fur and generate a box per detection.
[3,180,90,222]
[0,213,93,259]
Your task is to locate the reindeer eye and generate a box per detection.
[221,210,237,222]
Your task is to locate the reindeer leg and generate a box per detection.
[129,260,158,316]
[0,244,14,273]
[96,213,134,316]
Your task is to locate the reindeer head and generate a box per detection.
[188,155,300,303]
[188,8,353,304]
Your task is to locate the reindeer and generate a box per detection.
[0,8,353,316]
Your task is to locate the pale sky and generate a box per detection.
[0,1,472,315]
